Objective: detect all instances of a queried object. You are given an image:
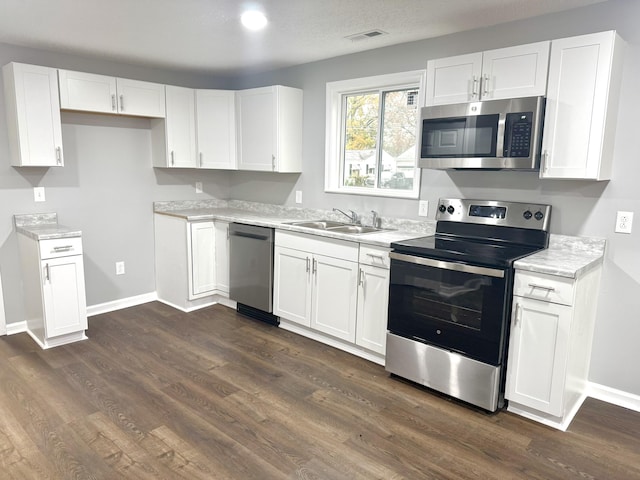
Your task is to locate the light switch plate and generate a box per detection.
[34,187,45,202]
[195,182,203,194]
[418,200,429,217]
[295,190,303,204]
[115,261,125,275]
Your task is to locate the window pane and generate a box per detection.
[379,89,418,190]
[343,93,379,188]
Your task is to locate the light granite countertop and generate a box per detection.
[154,200,434,247]
[14,213,82,241]
[514,234,606,279]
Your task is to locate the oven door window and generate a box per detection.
[420,114,499,158]
[388,258,509,365]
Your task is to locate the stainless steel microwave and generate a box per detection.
[418,96,545,170]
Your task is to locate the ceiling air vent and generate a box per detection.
[346,30,388,42]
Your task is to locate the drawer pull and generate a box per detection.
[366,253,385,260]
[53,245,73,252]
[529,283,556,292]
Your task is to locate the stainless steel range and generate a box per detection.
[386,198,551,411]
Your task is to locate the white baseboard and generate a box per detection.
[6,320,27,335]
[588,381,640,413]
[87,292,158,317]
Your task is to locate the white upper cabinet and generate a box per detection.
[196,89,237,170]
[236,85,303,172]
[58,69,166,117]
[540,31,625,180]
[426,41,550,105]
[3,62,64,167]
[162,85,198,168]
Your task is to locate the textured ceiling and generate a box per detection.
[0,0,607,75]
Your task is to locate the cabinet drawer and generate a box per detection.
[514,271,575,306]
[275,231,358,262]
[39,237,83,259]
[359,245,390,269]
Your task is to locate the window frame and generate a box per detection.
[325,70,426,199]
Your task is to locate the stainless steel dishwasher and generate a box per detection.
[228,223,279,325]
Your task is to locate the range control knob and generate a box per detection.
[523,210,533,220]
[534,211,544,221]
[447,205,455,214]
[438,204,446,213]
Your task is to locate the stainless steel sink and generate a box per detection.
[286,220,347,229]
[327,225,388,234]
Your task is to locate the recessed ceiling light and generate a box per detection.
[241,10,268,31]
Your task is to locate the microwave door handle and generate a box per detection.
[389,252,505,278]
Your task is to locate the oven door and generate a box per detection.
[388,252,510,365]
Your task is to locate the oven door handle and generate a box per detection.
[389,252,505,278]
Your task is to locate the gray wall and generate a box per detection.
[230,0,640,397]
[0,0,638,399]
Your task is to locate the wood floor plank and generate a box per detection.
[0,301,639,479]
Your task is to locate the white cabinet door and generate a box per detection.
[273,246,311,327]
[189,221,215,298]
[505,297,571,417]
[356,264,389,355]
[165,85,197,168]
[237,86,276,171]
[196,89,237,169]
[115,78,166,117]
[426,52,482,105]
[236,86,303,172]
[541,31,623,180]
[214,221,230,295]
[58,70,118,113]
[481,42,549,100]
[310,254,358,342]
[3,63,63,167]
[42,255,87,338]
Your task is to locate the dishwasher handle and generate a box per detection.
[229,223,274,242]
[230,230,270,241]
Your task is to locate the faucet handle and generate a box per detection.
[349,210,360,224]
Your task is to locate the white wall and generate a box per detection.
[229,0,640,398]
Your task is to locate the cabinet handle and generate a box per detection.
[529,283,556,292]
[514,302,521,326]
[366,252,385,261]
[55,146,62,165]
[119,94,124,112]
[272,154,276,172]
[483,74,490,96]
[471,76,479,97]
[306,257,310,273]
[312,258,317,275]
[170,151,175,166]
[542,150,549,173]
[53,245,73,252]
[111,94,117,111]
[44,263,50,282]
[199,152,203,167]
[359,268,365,286]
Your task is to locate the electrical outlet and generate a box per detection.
[295,190,303,204]
[615,211,633,234]
[34,187,46,202]
[418,200,429,217]
[115,261,125,275]
[195,182,203,194]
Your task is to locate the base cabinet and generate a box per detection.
[274,231,389,364]
[506,267,602,430]
[18,234,87,348]
[154,214,229,311]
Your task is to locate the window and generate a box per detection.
[325,70,426,198]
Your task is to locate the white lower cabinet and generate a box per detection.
[18,234,87,348]
[505,267,602,430]
[274,231,389,364]
[154,214,229,311]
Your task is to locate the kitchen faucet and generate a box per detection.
[333,208,360,224]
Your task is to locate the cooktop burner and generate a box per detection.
[391,234,544,268]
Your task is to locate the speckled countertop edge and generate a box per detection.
[514,234,606,278]
[14,213,82,240]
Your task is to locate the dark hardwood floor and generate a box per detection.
[1,302,639,479]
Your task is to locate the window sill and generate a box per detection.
[325,186,420,200]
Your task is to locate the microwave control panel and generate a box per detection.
[503,112,533,157]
